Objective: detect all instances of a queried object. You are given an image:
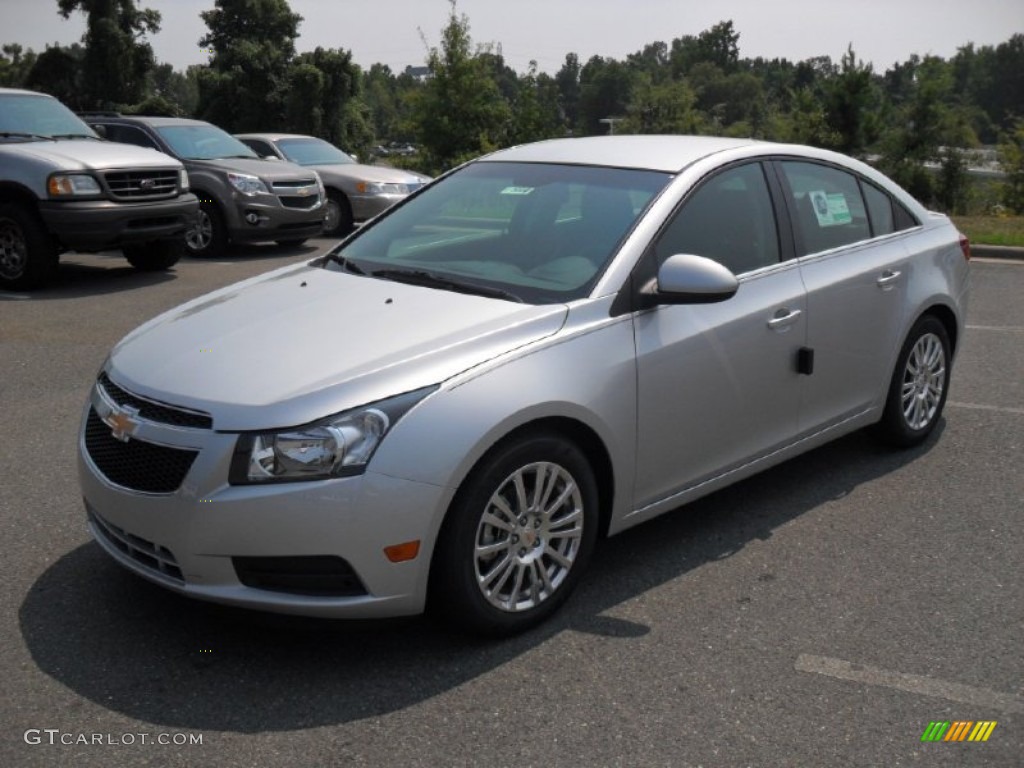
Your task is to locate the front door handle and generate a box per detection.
[877,269,902,290]
[767,308,802,331]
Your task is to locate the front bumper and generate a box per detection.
[349,192,408,224]
[76,384,445,619]
[39,194,198,251]
[224,193,326,243]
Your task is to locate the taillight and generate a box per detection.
[958,233,971,261]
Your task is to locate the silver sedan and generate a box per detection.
[78,136,970,635]
[235,133,430,236]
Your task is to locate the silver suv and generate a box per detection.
[84,115,326,257]
[0,88,197,290]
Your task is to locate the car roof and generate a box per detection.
[0,87,51,97]
[484,135,762,173]
[235,133,321,142]
[85,115,210,128]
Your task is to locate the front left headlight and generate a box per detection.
[229,386,437,484]
[227,171,269,196]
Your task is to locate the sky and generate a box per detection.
[2,0,1022,76]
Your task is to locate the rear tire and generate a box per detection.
[874,315,951,447]
[430,432,598,636]
[0,202,58,291]
[185,201,227,258]
[123,239,183,271]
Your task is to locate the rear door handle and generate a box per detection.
[877,269,902,290]
[767,308,802,331]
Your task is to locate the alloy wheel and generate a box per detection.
[901,332,946,430]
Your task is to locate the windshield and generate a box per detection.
[156,124,258,160]
[278,138,355,166]
[324,161,671,304]
[0,93,97,140]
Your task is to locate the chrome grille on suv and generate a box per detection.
[85,408,198,493]
[98,372,212,429]
[104,170,179,200]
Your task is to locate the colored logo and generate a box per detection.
[921,721,997,742]
[103,404,140,443]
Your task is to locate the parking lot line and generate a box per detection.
[947,401,1024,415]
[965,325,1024,332]
[795,654,1024,713]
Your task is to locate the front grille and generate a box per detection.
[233,556,367,596]
[85,408,198,493]
[99,373,212,429]
[104,170,179,200]
[89,508,184,582]
[279,195,321,210]
[271,179,319,191]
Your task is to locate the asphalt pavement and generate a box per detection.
[1,244,1021,767]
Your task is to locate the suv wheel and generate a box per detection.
[185,201,227,257]
[123,239,183,271]
[0,202,58,291]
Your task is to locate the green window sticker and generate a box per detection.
[501,186,535,196]
[809,190,852,227]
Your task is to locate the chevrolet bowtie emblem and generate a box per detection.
[104,404,140,442]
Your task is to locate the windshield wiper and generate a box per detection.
[323,252,366,274]
[371,268,524,303]
[0,131,55,141]
[51,133,101,140]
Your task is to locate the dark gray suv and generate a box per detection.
[84,115,326,257]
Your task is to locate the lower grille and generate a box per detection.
[279,195,321,210]
[233,556,367,596]
[85,408,198,493]
[89,509,184,583]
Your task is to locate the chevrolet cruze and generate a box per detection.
[78,136,970,635]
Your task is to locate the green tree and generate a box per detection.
[509,63,564,144]
[824,46,880,157]
[57,0,161,109]
[412,0,511,171]
[555,53,582,133]
[24,45,83,108]
[578,56,635,135]
[0,44,39,88]
[999,120,1024,214]
[622,75,703,135]
[194,0,302,131]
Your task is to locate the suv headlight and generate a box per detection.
[48,173,102,197]
[229,386,437,484]
[227,172,269,196]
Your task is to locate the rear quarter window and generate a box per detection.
[779,161,871,256]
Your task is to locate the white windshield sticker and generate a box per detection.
[809,190,852,227]
[501,186,534,196]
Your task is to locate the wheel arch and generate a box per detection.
[0,182,41,211]
[919,302,959,357]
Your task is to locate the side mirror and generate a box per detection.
[92,124,107,139]
[650,253,738,305]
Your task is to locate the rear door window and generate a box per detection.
[778,161,871,256]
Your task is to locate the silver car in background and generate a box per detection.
[235,133,430,236]
[78,136,970,636]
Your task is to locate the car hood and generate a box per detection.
[3,139,181,171]
[311,163,430,186]
[107,262,567,430]
[189,157,317,182]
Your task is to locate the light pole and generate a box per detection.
[599,118,625,135]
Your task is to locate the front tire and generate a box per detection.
[123,239,183,271]
[0,202,58,291]
[185,201,227,258]
[323,191,353,237]
[875,315,951,447]
[431,432,599,636]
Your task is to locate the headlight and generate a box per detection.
[229,386,437,484]
[179,169,190,192]
[227,172,269,196]
[355,181,409,196]
[48,173,102,197]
